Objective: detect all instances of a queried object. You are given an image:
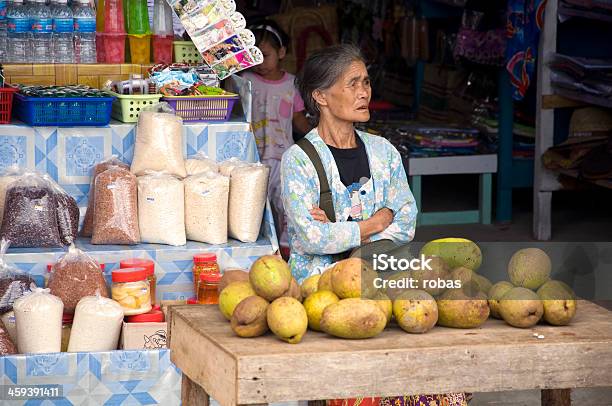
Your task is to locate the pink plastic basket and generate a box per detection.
[161,94,239,122]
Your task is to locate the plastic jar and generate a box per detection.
[111,267,152,316]
[120,259,156,305]
[192,253,219,293]
[197,272,221,305]
[61,313,73,352]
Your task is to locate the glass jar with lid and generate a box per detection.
[111,267,152,316]
[120,259,156,305]
[192,253,219,293]
[197,272,221,304]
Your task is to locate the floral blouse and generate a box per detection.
[280,128,418,282]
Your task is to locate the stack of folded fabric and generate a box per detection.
[549,53,612,107]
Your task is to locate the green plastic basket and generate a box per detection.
[173,41,203,64]
[110,92,163,123]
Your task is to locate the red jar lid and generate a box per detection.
[62,313,73,324]
[194,253,217,264]
[47,264,53,273]
[112,267,147,283]
[100,263,105,271]
[199,272,221,283]
[126,310,165,323]
[186,297,198,304]
[120,259,154,276]
[152,305,161,311]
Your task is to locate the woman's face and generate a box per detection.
[317,60,371,123]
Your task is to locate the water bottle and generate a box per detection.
[51,0,73,62]
[73,0,95,63]
[29,0,52,63]
[6,0,29,62]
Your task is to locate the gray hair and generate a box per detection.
[295,44,365,125]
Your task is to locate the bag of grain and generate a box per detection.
[0,238,36,314]
[81,156,129,237]
[0,171,63,248]
[0,319,16,355]
[42,174,80,246]
[68,291,124,352]
[137,172,186,246]
[48,244,109,314]
[218,158,249,177]
[14,287,63,354]
[91,166,140,245]
[131,111,186,178]
[228,163,270,242]
[185,152,219,176]
[184,172,230,245]
[0,165,23,228]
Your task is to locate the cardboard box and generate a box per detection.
[120,322,168,350]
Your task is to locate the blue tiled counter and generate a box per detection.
[1,350,181,405]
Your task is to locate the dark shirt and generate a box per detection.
[327,135,371,221]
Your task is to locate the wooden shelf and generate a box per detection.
[541,94,587,109]
[3,63,153,88]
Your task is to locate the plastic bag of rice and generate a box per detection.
[218,158,250,177]
[137,172,186,246]
[185,152,219,176]
[184,172,229,245]
[228,163,270,243]
[131,111,186,178]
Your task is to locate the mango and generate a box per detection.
[219,281,256,320]
[320,298,387,339]
[436,284,490,328]
[318,269,334,291]
[372,291,393,323]
[488,281,514,319]
[231,296,269,338]
[267,297,308,344]
[300,274,321,298]
[420,238,482,271]
[303,290,340,331]
[219,269,249,293]
[331,258,378,299]
[393,290,438,333]
[537,280,577,326]
[499,287,543,328]
[249,255,292,301]
[282,277,302,302]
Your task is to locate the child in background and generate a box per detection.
[242,20,311,256]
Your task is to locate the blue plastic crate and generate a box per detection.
[14,93,115,126]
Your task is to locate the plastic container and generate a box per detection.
[51,0,74,63]
[61,313,73,352]
[125,0,149,34]
[128,33,150,64]
[73,0,96,63]
[197,272,221,304]
[120,259,156,305]
[99,32,125,63]
[0,87,17,124]
[110,91,162,122]
[162,94,239,122]
[172,40,202,64]
[152,0,172,35]
[192,253,219,293]
[103,0,124,33]
[29,0,53,63]
[14,93,114,126]
[111,267,152,316]
[152,34,173,64]
[6,0,29,63]
[125,309,164,323]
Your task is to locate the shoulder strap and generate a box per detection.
[295,138,336,223]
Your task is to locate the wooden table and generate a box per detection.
[168,301,612,406]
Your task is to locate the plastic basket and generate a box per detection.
[14,93,115,126]
[162,94,239,122]
[110,92,162,122]
[173,41,203,64]
[0,87,18,124]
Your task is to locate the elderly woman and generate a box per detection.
[280,44,470,406]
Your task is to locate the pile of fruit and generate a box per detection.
[216,238,577,344]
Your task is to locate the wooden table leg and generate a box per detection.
[182,374,210,406]
[542,389,571,406]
